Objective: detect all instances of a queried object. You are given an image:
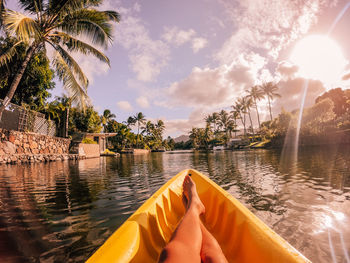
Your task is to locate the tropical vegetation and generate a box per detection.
[0,0,120,119]
[186,82,350,150]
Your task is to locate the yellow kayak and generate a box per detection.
[87,169,309,263]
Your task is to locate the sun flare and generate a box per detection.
[290,35,347,85]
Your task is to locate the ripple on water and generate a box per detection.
[0,148,349,263]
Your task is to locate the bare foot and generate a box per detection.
[182,175,205,215]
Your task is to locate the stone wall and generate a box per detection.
[0,128,78,164]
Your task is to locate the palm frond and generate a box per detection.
[0,40,22,66]
[52,50,90,109]
[19,0,44,13]
[3,10,39,41]
[58,9,117,46]
[49,41,89,87]
[53,31,110,65]
[102,10,120,22]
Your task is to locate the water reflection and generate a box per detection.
[0,147,349,262]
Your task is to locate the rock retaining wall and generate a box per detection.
[0,128,80,164]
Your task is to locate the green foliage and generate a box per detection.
[69,107,102,134]
[1,0,120,111]
[82,138,97,144]
[0,37,55,108]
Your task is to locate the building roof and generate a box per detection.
[85,133,118,138]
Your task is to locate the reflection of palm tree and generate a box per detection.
[247,86,264,129]
[134,112,146,148]
[0,0,120,119]
[260,82,281,121]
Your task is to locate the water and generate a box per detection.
[0,147,349,262]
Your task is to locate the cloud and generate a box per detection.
[162,27,196,46]
[168,66,231,108]
[216,0,337,63]
[162,26,208,53]
[117,101,133,112]
[136,96,150,108]
[273,78,326,114]
[114,9,170,82]
[166,52,269,109]
[276,61,299,79]
[192,38,208,53]
[164,108,208,136]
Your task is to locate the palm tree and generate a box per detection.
[134,112,146,148]
[230,109,240,137]
[245,96,255,136]
[260,82,281,121]
[212,112,220,133]
[126,116,136,128]
[247,85,264,129]
[233,98,247,136]
[101,109,116,132]
[0,0,120,120]
[204,114,214,130]
[218,110,231,143]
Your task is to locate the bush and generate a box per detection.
[82,138,97,144]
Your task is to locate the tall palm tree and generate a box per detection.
[233,98,247,136]
[230,109,240,137]
[260,82,281,121]
[218,110,231,143]
[204,114,214,130]
[245,96,255,136]
[101,109,116,132]
[247,85,264,129]
[0,0,120,120]
[212,112,220,133]
[134,112,146,148]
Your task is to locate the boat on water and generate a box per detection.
[87,169,309,263]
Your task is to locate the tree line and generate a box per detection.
[188,82,281,149]
[187,84,350,150]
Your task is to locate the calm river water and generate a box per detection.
[0,146,349,262]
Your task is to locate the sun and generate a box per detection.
[290,35,347,85]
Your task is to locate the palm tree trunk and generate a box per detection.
[0,43,37,121]
[234,117,237,137]
[137,122,139,148]
[248,110,254,137]
[239,113,246,136]
[65,107,69,138]
[254,98,261,129]
[268,96,273,121]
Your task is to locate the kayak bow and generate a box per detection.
[87,169,309,263]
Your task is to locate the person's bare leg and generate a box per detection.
[158,175,205,263]
[200,221,228,263]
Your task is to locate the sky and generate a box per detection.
[7,0,350,137]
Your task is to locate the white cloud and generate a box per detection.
[164,108,208,136]
[162,26,208,53]
[166,52,269,109]
[114,9,170,82]
[162,27,196,46]
[216,0,337,63]
[136,96,150,108]
[117,101,133,112]
[192,38,208,53]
